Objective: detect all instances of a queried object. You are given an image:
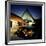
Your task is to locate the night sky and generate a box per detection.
[11,5,42,19]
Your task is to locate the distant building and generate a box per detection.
[21,9,35,26]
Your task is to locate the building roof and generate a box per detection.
[10,13,27,24]
[21,9,34,22]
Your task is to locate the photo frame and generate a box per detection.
[5,1,45,45]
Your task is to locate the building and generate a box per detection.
[9,13,28,36]
[21,9,35,26]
